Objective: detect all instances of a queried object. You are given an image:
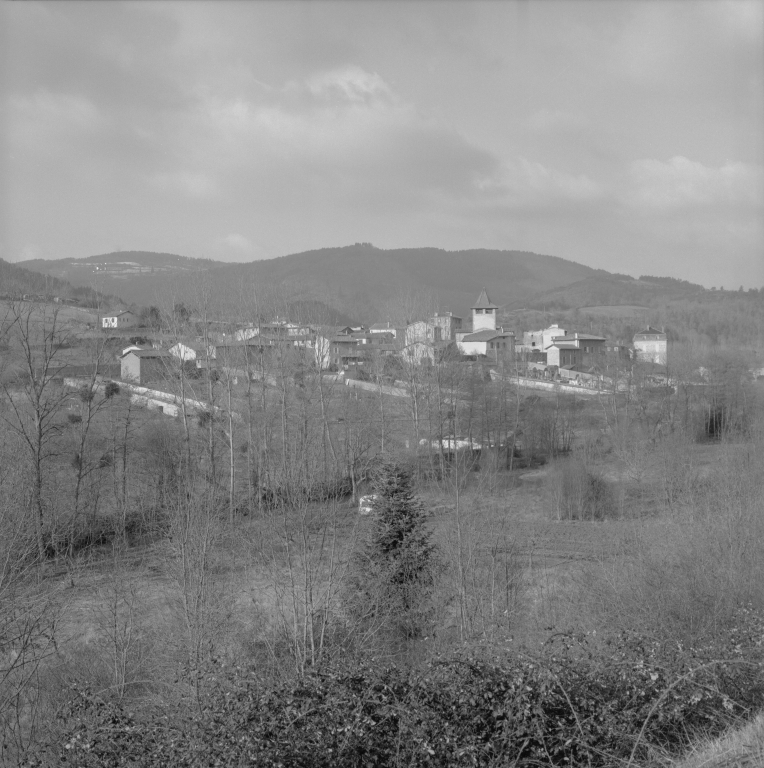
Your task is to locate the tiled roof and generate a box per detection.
[461,330,504,342]
[216,338,273,348]
[472,288,498,309]
[126,349,172,359]
[634,327,666,337]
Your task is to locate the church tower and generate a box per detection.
[471,288,498,332]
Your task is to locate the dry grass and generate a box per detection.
[665,712,764,768]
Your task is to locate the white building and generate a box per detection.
[457,329,515,359]
[168,342,200,363]
[102,310,138,329]
[470,288,498,332]
[519,324,566,354]
[633,327,667,365]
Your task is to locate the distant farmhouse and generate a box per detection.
[102,310,138,329]
[405,312,461,364]
[120,348,172,385]
[633,327,668,365]
[545,331,607,368]
[518,324,566,356]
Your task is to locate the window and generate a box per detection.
[475,309,484,314]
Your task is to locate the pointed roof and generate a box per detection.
[634,326,667,338]
[472,288,498,310]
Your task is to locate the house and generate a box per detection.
[210,337,274,365]
[369,322,403,338]
[102,310,138,329]
[121,343,151,357]
[329,332,360,371]
[633,327,667,365]
[604,343,632,361]
[458,329,515,359]
[430,312,463,340]
[404,317,459,364]
[545,342,583,368]
[545,332,606,367]
[518,324,566,355]
[234,320,315,342]
[120,349,172,385]
[168,342,201,364]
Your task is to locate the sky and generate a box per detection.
[2,0,763,288]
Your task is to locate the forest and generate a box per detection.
[1,294,763,767]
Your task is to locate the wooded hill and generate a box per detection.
[0,258,119,308]
[16,245,764,348]
[16,245,605,319]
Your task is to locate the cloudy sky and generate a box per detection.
[2,0,763,287]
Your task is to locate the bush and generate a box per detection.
[43,616,764,767]
[571,443,764,646]
[104,381,120,399]
[547,456,615,520]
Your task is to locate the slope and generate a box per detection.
[19,245,602,320]
[0,258,121,308]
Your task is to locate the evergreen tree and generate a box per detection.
[346,461,436,645]
[364,461,434,594]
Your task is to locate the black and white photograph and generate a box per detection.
[1,1,763,765]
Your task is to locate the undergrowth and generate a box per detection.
[28,607,764,767]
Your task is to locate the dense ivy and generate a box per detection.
[35,610,764,767]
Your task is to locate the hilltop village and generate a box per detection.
[110,289,668,393]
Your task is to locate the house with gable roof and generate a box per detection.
[633,327,667,365]
[102,310,138,330]
[545,331,607,368]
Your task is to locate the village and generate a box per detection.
[108,289,669,396]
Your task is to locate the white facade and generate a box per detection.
[102,311,137,329]
[313,335,332,369]
[633,328,667,365]
[457,329,515,358]
[168,342,198,362]
[471,288,498,333]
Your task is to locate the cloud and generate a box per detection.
[9,91,104,151]
[150,172,219,199]
[187,66,503,209]
[628,156,764,210]
[223,233,252,252]
[303,66,393,103]
[526,109,588,133]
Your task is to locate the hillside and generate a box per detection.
[18,245,603,319]
[16,245,764,347]
[0,258,121,308]
[18,251,220,299]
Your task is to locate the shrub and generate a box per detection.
[104,381,120,399]
[42,616,764,767]
[547,456,615,520]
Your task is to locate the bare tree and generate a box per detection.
[1,302,72,561]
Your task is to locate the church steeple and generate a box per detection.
[471,288,498,331]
